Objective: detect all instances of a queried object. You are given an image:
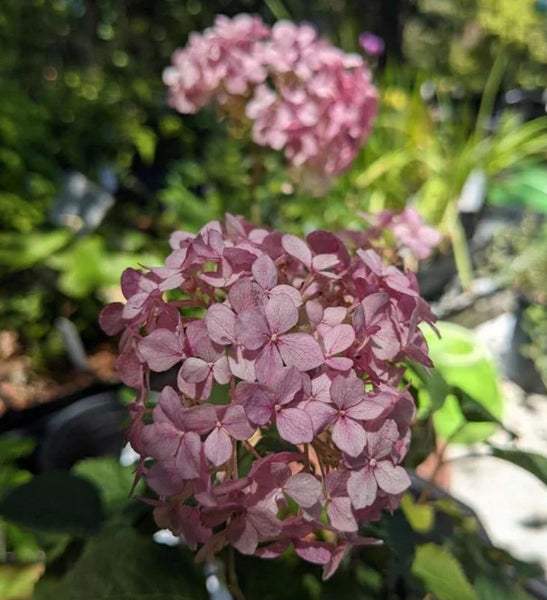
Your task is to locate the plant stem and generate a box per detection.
[418,421,468,504]
[474,45,509,139]
[226,547,247,600]
[249,147,264,226]
[450,207,474,291]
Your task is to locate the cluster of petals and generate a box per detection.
[163,14,378,185]
[100,214,436,579]
[358,208,442,262]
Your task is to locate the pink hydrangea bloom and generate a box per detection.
[101,215,436,579]
[164,15,378,189]
[358,208,442,262]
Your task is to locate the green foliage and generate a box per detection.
[0,563,44,600]
[33,527,207,600]
[489,448,547,487]
[0,472,104,536]
[412,543,477,600]
[418,322,504,443]
[403,0,547,91]
[73,457,143,514]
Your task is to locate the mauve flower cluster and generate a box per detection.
[100,215,436,579]
[163,14,378,185]
[359,208,442,262]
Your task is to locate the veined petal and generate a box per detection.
[252,254,278,289]
[175,431,202,480]
[282,234,312,268]
[222,405,256,440]
[347,467,377,509]
[284,473,322,508]
[236,308,270,350]
[374,461,410,494]
[205,304,236,345]
[204,427,233,466]
[180,357,210,383]
[213,355,231,384]
[323,324,355,356]
[265,294,298,334]
[328,497,358,532]
[331,417,367,457]
[276,407,314,444]
[277,333,324,371]
[139,329,183,372]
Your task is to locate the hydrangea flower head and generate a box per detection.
[101,215,437,579]
[163,15,378,189]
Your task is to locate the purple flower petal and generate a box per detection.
[324,324,355,355]
[139,329,183,372]
[328,497,358,532]
[284,473,322,507]
[276,407,314,444]
[374,461,410,494]
[265,294,298,334]
[294,540,332,565]
[205,304,236,345]
[277,333,324,371]
[175,431,202,480]
[347,467,378,509]
[204,426,233,466]
[282,234,312,268]
[222,405,256,440]
[325,356,354,371]
[302,400,336,434]
[237,382,275,426]
[180,357,210,383]
[236,308,270,350]
[212,355,231,384]
[252,254,278,289]
[331,417,367,457]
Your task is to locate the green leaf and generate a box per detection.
[73,457,142,514]
[0,564,44,600]
[451,387,515,438]
[0,437,36,464]
[0,230,72,270]
[475,575,534,600]
[412,543,477,600]
[490,448,547,486]
[400,494,434,533]
[0,472,103,536]
[33,528,207,600]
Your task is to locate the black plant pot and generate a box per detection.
[0,383,125,473]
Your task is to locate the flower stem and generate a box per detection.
[226,546,247,600]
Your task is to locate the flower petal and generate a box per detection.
[222,405,256,440]
[139,329,183,372]
[277,333,324,371]
[265,294,298,334]
[236,308,270,350]
[374,461,411,495]
[347,467,377,509]
[205,304,236,345]
[180,357,210,383]
[204,427,233,466]
[323,324,355,356]
[331,417,367,457]
[284,473,322,508]
[276,407,314,444]
[328,497,358,532]
[282,233,312,268]
[252,254,278,289]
